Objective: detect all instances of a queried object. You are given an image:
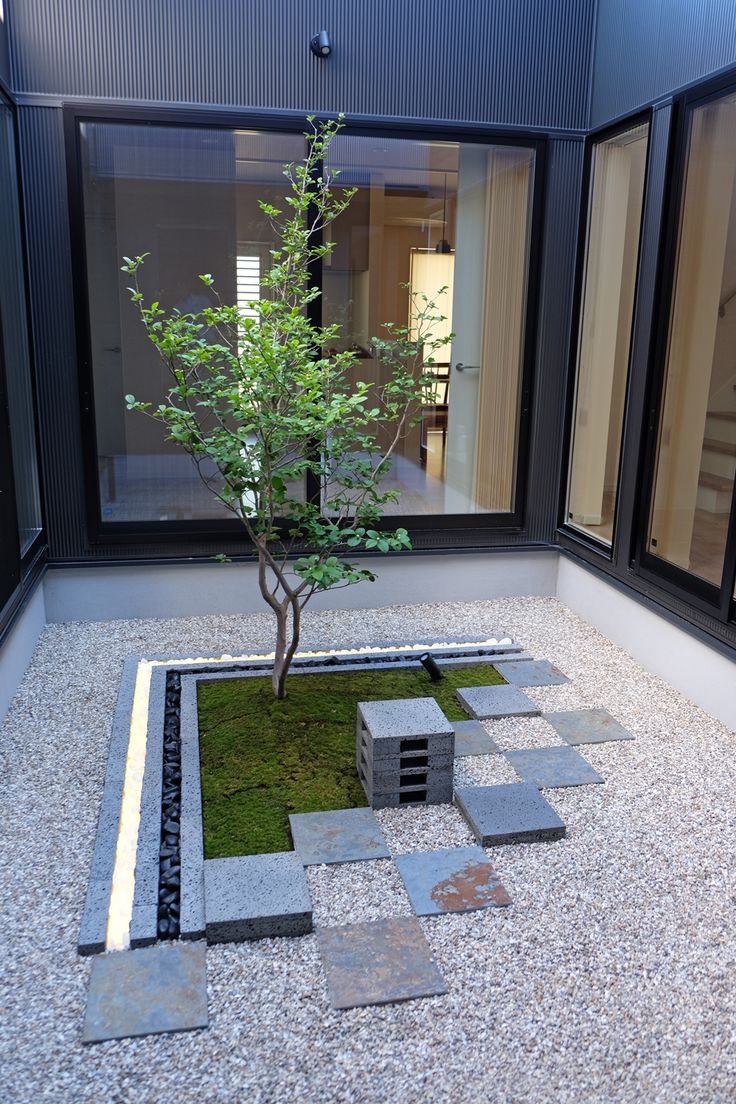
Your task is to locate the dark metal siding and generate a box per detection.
[591,0,736,127]
[10,0,594,131]
[0,5,10,91]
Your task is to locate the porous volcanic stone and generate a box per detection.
[395,845,512,916]
[452,720,500,757]
[455,684,540,720]
[544,708,635,745]
[204,852,312,943]
[82,941,208,1043]
[493,659,569,686]
[357,697,453,758]
[505,746,604,789]
[289,808,390,866]
[317,916,447,1009]
[454,783,565,846]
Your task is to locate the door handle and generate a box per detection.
[455,362,480,373]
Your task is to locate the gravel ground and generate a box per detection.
[1,596,735,1104]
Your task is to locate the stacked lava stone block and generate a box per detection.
[356,698,455,809]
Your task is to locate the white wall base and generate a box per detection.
[556,555,736,731]
[42,551,559,623]
[0,583,46,725]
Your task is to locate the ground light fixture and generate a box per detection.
[419,653,444,682]
[310,30,332,58]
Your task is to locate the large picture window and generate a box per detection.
[565,120,649,546]
[647,90,736,591]
[77,119,537,528]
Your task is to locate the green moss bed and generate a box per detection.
[197,662,505,858]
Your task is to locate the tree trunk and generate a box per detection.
[272,603,288,699]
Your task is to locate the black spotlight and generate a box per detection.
[419,653,444,682]
[310,30,332,58]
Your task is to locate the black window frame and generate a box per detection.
[64,104,547,546]
[557,109,652,563]
[634,68,736,625]
[0,85,46,634]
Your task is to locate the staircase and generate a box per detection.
[698,410,736,513]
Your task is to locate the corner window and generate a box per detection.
[565,120,649,546]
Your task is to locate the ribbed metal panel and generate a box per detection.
[0,8,9,91]
[592,0,736,127]
[18,107,88,560]
[10,0,594,131]
[525,138,585,542]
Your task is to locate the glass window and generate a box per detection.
[323,135,536,515]
[648,92,736,588]
[79,122,306,523]
[566,121,649,545]
[0,101,42,555]
[80,123,537,525]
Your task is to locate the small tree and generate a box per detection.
[123,117,449,698]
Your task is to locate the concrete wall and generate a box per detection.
[0,581,45,723]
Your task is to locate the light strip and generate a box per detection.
[105,637,512,949]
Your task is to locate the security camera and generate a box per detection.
[310,30,332,58]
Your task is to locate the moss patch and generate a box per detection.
[198,663,505,858]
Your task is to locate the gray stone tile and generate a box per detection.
[82,942,208,1044]
[452,720,500,757]
[455,684,540,720]
[544,708,635,745]
[395,845,512,916]
[493,659,570,686]
[454,783,566,846]
[505,746,604,789]
[204,851,312,943]
[317,917,447,1009]
[289,808,390,866]
[357,697,453,756]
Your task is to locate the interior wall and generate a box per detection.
[591,0,736,128]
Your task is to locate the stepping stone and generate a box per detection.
[544,708,635,745]
[82,942,208,1044]
[505,746,604,788]
[493,659,569,686]
[204,852,312,943]
[317,916,447,1009]
[455,684,540,720]
[289,807,390,866]
[454,783,565,846]
[452,720,500,757]
[395,845,511,916]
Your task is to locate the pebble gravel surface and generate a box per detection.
[1,597,735,1103]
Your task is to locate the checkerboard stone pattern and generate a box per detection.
[493,659,569,686]
[505,746,604,789]
[356,698,454,808]
[455,684,540,720]
[82,942,208,1044]
[317,917,447,1009]
[289,807,390,866]
[204,851,312,943]
[544,708,635,744]
[455,783,566,846]
[395,845,512,916]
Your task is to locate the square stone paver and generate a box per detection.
[493,659,569,686]
[454,783,566,846]
[452,720,500,757]
[204,851,312,943]
[545,708,635,745]
[456,684,540,720]
[505,746,604,788]
[395,845,512,916]
[289,807,390,866]
[82,942,208,1044]
[317,916,447,1009]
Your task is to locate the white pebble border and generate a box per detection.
[1,596,735,1103]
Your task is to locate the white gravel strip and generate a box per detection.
[1,596,735,1103]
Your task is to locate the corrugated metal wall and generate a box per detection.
[591,0,736,127]
[10,0,594,130]
[0,4,10,90]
